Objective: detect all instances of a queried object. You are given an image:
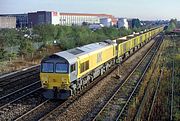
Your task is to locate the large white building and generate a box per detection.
[59,13,117,26]
[28,11,117,27]
[59,13,99,25]
[117,18,129,29]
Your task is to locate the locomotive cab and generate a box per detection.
[40,54,75,99]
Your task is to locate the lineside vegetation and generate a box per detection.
[0,25,143,62]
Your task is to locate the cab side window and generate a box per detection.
[71,64,76,72]
[80,61,89,73]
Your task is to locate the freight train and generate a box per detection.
[40,26,164,99]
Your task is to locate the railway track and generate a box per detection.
[14,99,62,121]
[0,65,39,83]
[132,36,165,121]
[0,81,41,108]
[0,65,40,97]
[170,35,175,121]
[0,87,46,121]
[146,68,163,121]
[142,36,178,121]
[91,38,162,121]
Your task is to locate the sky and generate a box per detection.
[0,0,179,20]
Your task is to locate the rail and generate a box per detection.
[92,37,162,121]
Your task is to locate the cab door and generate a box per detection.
[70,63,77,82]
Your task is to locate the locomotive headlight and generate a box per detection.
[42,81,48,88]
[61,82,69,89]
[61,77,69,88]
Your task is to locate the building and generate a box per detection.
[117,18,129,29]
[89,24,104,30]
[28,11,60,27]
[0,14,28,28]
[0,16,16,29]
[59,13,99,26]
[28,11,117,26]
[59,13,117,26]
[1,11,117,28]
[127,19,133,28]
[15,14,28,28]
[100,18,112,27]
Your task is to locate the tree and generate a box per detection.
[0,33,6,48]
[0,49,8,60]
[119,27,132,37]
[18,39,35,59]
[166,19,177,32]
[132,19,141,28]
[33,24,56,42]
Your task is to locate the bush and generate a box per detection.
[18,39,35,58]
[0,49,8,60]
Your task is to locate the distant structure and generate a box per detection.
[0,14,28,28]
[89,24,104,30]
[0,16,16,29]
[28,11,60,27]
[117,18,129,29]
[0,11,118,28]
[27,11,117,27]
[14,14,28,28]
[127,19,133,28]
[100,18,112,27]
[59,13,116,26]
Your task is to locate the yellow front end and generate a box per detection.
[40,73,70,90]
[40,73,71,99]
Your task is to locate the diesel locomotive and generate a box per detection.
[40,26,164,99]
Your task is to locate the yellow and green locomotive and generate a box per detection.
[40,26,164,99]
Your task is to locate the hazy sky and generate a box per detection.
[0,0,179,20]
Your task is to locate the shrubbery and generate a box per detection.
[0,25,144,61]
[33,25,141,50]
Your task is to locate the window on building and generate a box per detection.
[80,61,89,73]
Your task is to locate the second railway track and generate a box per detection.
[0,87,46,121]
[0,81,41,108]
[92,36,163,121]
[0,65,40,97]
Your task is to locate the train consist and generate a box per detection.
[40,26,164,99]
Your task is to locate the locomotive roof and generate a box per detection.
[54,41,113,64]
